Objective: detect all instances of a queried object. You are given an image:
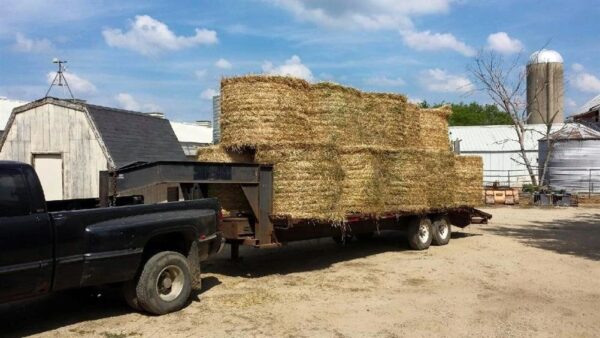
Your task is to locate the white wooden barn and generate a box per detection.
[0,97,186,201]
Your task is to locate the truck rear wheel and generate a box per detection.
[432,216,451,246]
[136,251,192,315]
[407,217,433,250]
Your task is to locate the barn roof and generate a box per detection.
[3,97,186,168]
[449,124,564,152]
[85,104,186,167]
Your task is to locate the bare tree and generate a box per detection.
[469,50,564,188]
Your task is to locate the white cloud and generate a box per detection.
[366,75,405,87]
[115,93,141,110]
[486,32,523,54]
[268,0,455,30]
[400,30,475,56]
[194,69,207,79]
[115,93,161,112]
[103,15,217,56]
[566,98,577,109]
[571,63,584,72]
[262,55,313,81]
[570,63,600,93]
[12,33,53,53]
[419,68,474,93]
[200,88,218,100]
[46,71,96,94]
[215,58,232,69]
[408,97,423,104]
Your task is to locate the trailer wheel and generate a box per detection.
[136,251,192,315]
[432,216,451,246]
[407,217,433,250]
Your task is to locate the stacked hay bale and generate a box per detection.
[418,106,452,150]
[309,83,367,146]
[255,145,344,220]
[196,146,254,215]
[219,76,313,149]
[454,156,484,206]
[197,145,254,163]
[200,75,483,220]
[337,146,392,215]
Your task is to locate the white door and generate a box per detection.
[33,154,63,201]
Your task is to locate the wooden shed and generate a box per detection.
[0,97,186,201]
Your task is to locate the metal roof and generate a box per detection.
[170,121,212,144]
[542,122,600,141]
[528,49,563,64]
[573,93,600,116]
[449,124,564,152]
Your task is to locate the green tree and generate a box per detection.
[448,102,512,126]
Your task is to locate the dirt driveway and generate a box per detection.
[2,207,599,337]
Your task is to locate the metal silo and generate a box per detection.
[538,123,600,192]
[527,49,564,124]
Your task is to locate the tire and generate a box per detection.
[122,279,142,312]
[355,232,374,241]
[407,217,433,250]
[432,216,451,246]
[135,251,192,315]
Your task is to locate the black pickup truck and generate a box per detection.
[0,161,223,315]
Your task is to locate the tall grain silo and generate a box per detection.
[527,49,564,124]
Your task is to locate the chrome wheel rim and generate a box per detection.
[438,222,449,239]
[157,265,184,302]
[418,223,430,243]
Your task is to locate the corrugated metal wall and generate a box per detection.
[539,139,600,192]
[212,96,221,144]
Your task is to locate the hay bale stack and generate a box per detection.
[454,156,483,206]
[213,75,482,220]
[364,93,418,149]
[309,83,367,146]
[219,76,313,149]
[337,147,391,215]
[383,149,457,212]
[255,145,344,220]
[418,105,452,150]
[207,184,251,215]
[197,145,254,163]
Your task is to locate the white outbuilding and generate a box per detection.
[450,124,563,186]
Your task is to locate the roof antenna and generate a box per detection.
[45,58,74,99]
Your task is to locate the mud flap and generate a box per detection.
[187,241,202,291]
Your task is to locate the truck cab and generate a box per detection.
[0,161,53,300]
[0,161,223,314]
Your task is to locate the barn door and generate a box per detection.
[33,154,64,201]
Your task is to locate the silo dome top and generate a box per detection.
[528,49,563,64]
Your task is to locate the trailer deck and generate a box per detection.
[101,161,491,258]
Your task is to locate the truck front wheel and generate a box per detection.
[407,217,433,250]
[135,251,192,315]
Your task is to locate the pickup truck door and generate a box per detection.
[0,166,53,301]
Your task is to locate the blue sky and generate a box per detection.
[1,0,600,122]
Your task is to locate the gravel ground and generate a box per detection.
[2,207,599,337]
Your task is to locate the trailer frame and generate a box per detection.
[101,161,491,258]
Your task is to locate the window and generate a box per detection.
[0,168,30,217]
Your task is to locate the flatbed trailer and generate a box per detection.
[102,161,492,259]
